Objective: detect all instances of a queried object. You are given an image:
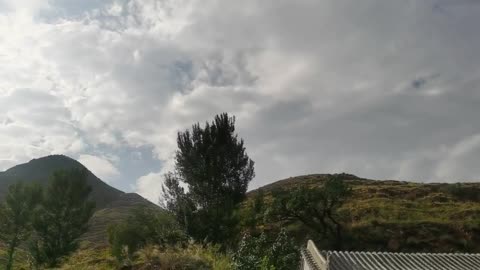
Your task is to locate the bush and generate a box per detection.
[443,184,480,202]
[107,206,186,265]
[233,229,299,270]
[108,223,144,264]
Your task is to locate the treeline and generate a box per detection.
[0,169,95,269]
[108,113,352,269]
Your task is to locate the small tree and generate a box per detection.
[163,113,255,245]
[30,169,95,267]
[267,176,351,249]
[0,183,42,270]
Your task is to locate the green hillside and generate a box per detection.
[0,155,158,248]
[244,173,480,253]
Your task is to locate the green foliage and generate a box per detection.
[267,176,351,248]
[239,189,266,232]
[107,206,186,264]
[163,113,255,245]
[267,229,300,270]
[107,222,143,264]
[0,182,42,270]
[233,233,269,269]
[30,169,96,267]
[233,229,299,270]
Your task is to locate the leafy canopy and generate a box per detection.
[0,182,42,270]
[30,169,96,267]
[267,176,351,249]
[163,113,255,245]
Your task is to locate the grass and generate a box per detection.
[0,245,33,270]
[59,248,116,270]
[57,244,233,270]
[244,174,480,253]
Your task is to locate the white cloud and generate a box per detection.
[78,154,120,182]
[0,0,479,202]
[135,172,164,204]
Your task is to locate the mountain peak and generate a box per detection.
[0,155,124,208]
[5,154,83,174]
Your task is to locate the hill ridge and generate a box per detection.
[0,155,160,247]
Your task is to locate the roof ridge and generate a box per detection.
[323,250,480,256]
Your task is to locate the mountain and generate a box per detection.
[245,173,480,253]
[0,155,123,208]
[0,155,159,246]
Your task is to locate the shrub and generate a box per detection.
[443,184,480,202]
[107,223,144,264]
[233,229,299,270]
[107,206,187,265]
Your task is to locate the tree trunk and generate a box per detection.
[326,211,343,249]
[5,233,18,270]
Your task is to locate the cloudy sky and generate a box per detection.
[1,0,480,202]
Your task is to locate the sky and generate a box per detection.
[1,0,480,203]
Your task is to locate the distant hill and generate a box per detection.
[0,155,160,246]
[0,155,124,208]
[245,174,480,253]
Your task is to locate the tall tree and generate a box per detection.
[164,113,255,244]
[30,169,96,267]
[0,183,42,270]
[267,176,351,249]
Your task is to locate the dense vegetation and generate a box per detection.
[243,174,480,253]
[2,113,480,269]
[0,183,41,270]
[0,169,95,269]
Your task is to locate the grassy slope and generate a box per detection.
[244,174,480,253]
[81,193,160,247]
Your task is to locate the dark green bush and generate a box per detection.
[443,184,480,202]
[107,206,187,264]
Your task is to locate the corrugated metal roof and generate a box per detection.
[319,250,480,270]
